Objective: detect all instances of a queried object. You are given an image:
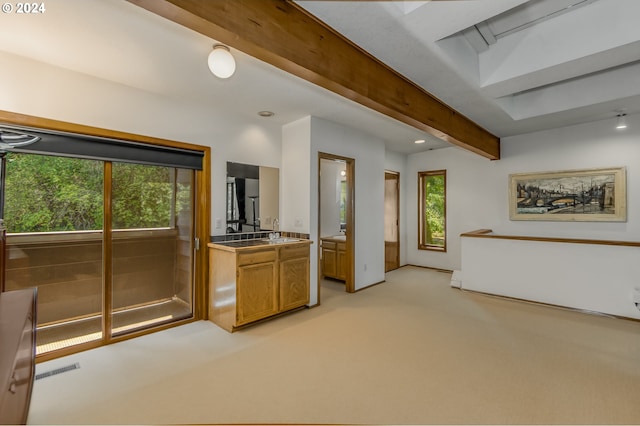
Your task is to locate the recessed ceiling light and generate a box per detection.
[258,111,275,117]
[415,139,426,144]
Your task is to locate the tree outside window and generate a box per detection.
[4,153,184,233]
[418,170,446,251]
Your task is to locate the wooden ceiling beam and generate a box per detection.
[127,0,500,160]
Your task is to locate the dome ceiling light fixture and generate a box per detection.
[415,139,426,144]
[207,44,236,79]
[258,111,275,118]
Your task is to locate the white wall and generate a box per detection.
[407,113,640,271]
[281,117,312,234]
[0,51,283,235]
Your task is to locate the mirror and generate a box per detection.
[226,162,279,233]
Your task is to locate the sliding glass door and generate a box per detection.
[3,153,196,355]
[4,153,105,353]
[110,163,194,336]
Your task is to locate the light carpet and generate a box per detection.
[27,266,640,424]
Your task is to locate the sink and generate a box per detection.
[261,237,300,244]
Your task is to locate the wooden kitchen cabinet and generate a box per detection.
[279,244,310,311]
[236,251,278,326]
[208,240,311,332]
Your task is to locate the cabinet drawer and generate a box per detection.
[337,242,346,251]
[322,240,336,250]
[237,248,277,266]
[279,244,309,261]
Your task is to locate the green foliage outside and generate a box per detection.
[5,153,103,232]
[424,174,445,246]
[111,163,173,230]
[4,153,187,233]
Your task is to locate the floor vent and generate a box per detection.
[35,362,80,380]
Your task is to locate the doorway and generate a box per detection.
[385,171,400,272]
[318,153,355,301]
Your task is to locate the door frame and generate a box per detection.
[317,152,355,301]
[384,170,400,272]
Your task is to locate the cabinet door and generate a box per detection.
[322,247,337,278]
[236,262,278,325]
[337,247,347,281]
[280,256,310,311]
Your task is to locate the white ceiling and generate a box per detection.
[0,0,638,155]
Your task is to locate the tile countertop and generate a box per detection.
[208,238,313,252]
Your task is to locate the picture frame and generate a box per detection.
[509,167,626,222]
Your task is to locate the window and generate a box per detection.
[418,170,446,251]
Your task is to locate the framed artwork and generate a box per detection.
[509,167,626,222]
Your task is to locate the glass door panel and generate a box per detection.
[4,153,104,354]
[110,163,194,336]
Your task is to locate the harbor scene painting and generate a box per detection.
[509,167,626,222]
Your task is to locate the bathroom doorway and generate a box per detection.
[318,153,355,301]
[384,171,400,271]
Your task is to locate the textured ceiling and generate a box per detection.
[297,0,640,138]
[0,0,638,155]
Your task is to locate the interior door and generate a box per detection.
[384,171,400,272]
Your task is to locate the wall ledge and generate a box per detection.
[460,229,640,248]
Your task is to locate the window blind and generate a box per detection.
[0,125,204,170]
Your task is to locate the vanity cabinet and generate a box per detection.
[321,237,346,281]
[208,240,311,332]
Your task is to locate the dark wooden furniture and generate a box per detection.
[0,288,37,425]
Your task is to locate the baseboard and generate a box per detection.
[354,280,386,292]
[405,264,453,274]
[459,287,640,324]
